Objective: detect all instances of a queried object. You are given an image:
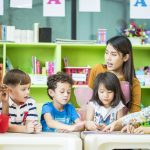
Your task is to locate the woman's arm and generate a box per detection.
[130,78,141,113]
[103,106,150,132]
[88,64,106,88]
[134,126,150,134]
[122,106,150,126]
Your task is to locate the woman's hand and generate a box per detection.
[134,126,150,134]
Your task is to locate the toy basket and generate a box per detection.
[64,67,91,85]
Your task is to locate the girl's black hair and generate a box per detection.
[91,72,126,108]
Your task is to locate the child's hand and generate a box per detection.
[102,122,116,132]
[0,84,9,103]
[73,121,85,131]
[68,121,85,132]
[103,120,123,132]
[85,121,97,131]
[134,126,150,134]
[96,123,106,131]
[34,122,42,133]
[121,124,135,133]
[25,121,35,133]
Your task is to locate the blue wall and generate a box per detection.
[0,0,150,41]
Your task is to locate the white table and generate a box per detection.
[0,132,82,150]
[82,131,150,150]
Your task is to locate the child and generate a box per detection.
[86,72,126,131]
[0,84,9,133]
[88,35,141,113]
[103,106,150,134]
[41,72,85,132]
[0,69,41,133]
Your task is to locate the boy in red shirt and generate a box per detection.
[0,84,9,133]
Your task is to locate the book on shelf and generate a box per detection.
[32,56,37,74]
[39,27,51,42]
[45,61,54,76]
[6,58,13,71]
[0,24,34,43]
[32,56,55,75]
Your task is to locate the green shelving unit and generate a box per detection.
[61,44,105,68]
[3,43,58,104]
[0,43,150,108]
[5,43,57,73]
[132,45,150,107]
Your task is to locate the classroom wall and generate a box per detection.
[0,0,150,41]
[77,0,126,40]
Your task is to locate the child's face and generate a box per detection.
[98,83,114,108]
[9,83,31,105]
[49,82,71,107]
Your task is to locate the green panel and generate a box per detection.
[132,45,150,107]
[6,43,56,73]
[133,46,150,70]
[141,88,150,106]
[30,87,50,103]
[30,87,51,118]
[70,89,79,108]
[61,44,106,69]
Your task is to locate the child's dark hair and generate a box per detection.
[47,72,74,99]
[91,72,126,107]
[3,69,31,86]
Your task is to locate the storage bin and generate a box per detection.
[64,67,91,85]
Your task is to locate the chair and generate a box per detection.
[74,87,93,120]
[120,81,130,114]
[120,81,130,104]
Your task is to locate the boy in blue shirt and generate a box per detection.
[41,72,85,132]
